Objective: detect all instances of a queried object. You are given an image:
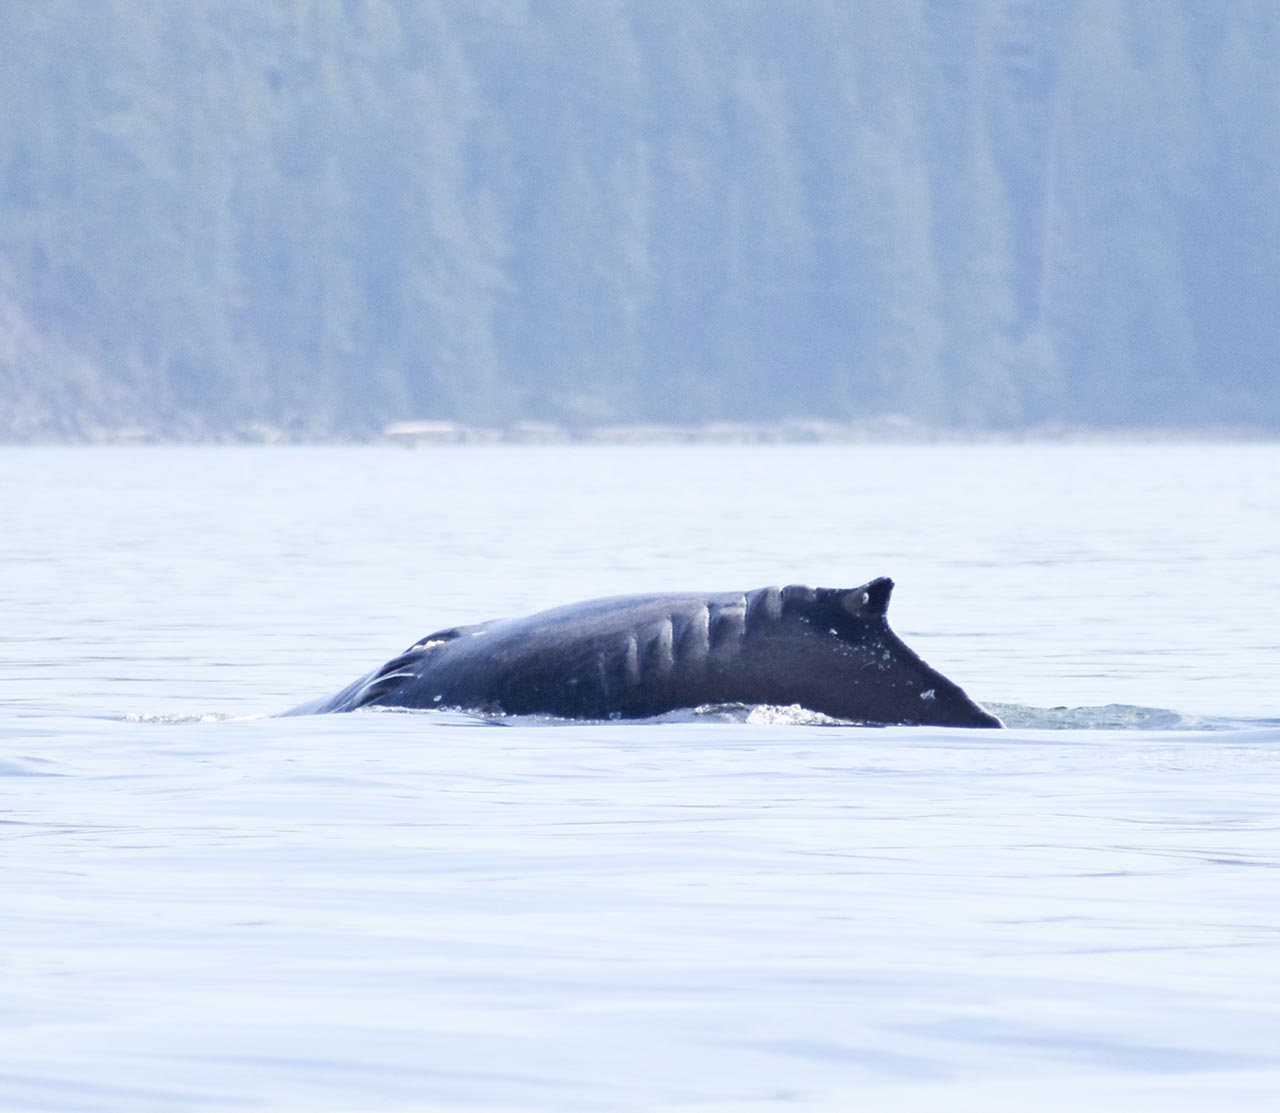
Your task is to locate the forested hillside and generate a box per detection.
[2,1,1277,439]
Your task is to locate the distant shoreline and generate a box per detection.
[2,418,1278,447]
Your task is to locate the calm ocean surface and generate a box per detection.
[3,443,1279,1111]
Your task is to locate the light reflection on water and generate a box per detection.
[4,443,1280,1112]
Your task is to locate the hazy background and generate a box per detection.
[2,0,1277,440]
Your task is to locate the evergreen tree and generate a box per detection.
[1,0,1278,437]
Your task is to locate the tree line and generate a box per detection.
[1,0,1277,438]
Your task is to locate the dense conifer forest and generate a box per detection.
[1,1,1277,439]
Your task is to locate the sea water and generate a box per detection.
[3,443,1279,1111]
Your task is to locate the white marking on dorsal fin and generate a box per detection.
[651,615,674,677]
[624,633,640,686]
[761,586,782,618]
[746,586,782,629]
[709,595,747,658]
[361,669,417,691]
[595,649,612,701]
[409,621,493,651]
[781,584,816,607]
[681,603,710,664]
[840,577,894,620]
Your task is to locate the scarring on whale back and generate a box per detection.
[287,578,1001,727]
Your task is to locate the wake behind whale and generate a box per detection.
[287,578,1002,728]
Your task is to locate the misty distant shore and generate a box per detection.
[4,4,1279,442]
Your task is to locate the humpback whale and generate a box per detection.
[287,578,1001,727]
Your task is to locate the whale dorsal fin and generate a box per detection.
[839,577,894,620]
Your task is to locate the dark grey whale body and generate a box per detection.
[288,578,1001,727]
